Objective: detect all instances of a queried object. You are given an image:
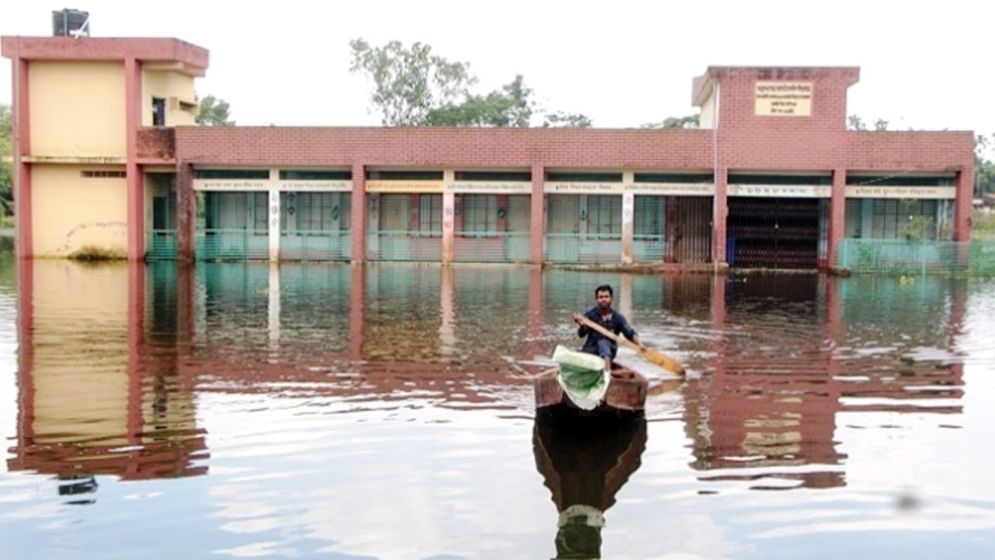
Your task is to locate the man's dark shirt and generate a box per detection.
[578,306,637,356]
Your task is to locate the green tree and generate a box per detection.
[542,111,593,128]
[641,114,699,129]
[976,133,995,196]
[847,115,890,131]
[1,104,12,216]
[350,38,590,128]
[196,95,235,126]
[425,75,534,127]
[350,38,475,126]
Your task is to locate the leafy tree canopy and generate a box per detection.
[196,95,235,126]
[641,114,699,129]
[350,38,590,128]
[1,104,12,215]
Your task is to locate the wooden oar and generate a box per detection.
[576,315,685,376]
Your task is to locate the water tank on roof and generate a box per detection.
[52,9,90,37]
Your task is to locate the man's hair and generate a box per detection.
[595,284,613,297]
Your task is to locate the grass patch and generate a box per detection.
[973,210,995,241]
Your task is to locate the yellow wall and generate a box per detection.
[31,164,129,257]
[29,61,127,158]
[699,89,716,129]
[142,68,198,126]
[30,260,130,445]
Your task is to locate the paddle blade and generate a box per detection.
[640,348,685,376]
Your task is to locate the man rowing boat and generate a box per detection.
[572,284,645,377]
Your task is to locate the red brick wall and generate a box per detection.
[171,124,972,175]
[173,127,715,169]
[706,67,973,173]
[137,127,176,161]
[716,67,852,169]
[846,131,974,171]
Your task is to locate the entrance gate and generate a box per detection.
[727,198,820,268]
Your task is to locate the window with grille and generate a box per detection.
[460,195,498,233]
[586,195,621,236]
[419,195,443,236]
[870,199,938,239]
[547,195,579,233]
[633,196,664,238]
[205,192,268,231]
[378,194,410,231]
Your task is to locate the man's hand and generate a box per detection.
[572,313,585,325]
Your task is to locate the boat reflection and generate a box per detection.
[532,416,647,559]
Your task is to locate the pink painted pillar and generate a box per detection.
[350,163,367,262]
[12,55,32,258]
[711,167,728,265]
[442,190,455,263]
[125,57,145,261]
[175,163,195,261]
[953,168,973,241]
[529,163,545,264]
[827,168,847,269]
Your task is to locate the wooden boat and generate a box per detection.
[533,366,648,422]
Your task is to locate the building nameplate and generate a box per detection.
[366,180,444,193]
[446,181,532,194]
[279,180,352,192]
[624,183,715,196]
[544,182,625,194]
[194,180,270,191]
[728,184,831,198]
[845,185,957,199]
[755,81,813,117]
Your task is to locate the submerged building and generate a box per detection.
[2,31,975,270]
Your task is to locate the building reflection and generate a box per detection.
[533,416,647,560]
[9,256,968,495]
[181,263,547,405]
[8,260,208,492]
[685,273,965,490]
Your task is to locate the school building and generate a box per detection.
[2,33,975,270]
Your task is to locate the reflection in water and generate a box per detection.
[684,273,966,490]
[533,416,647,559]
[8,260,208,495]
[7,261,973,495]
[3,253,988,557]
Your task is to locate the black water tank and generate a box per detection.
[52,9,89,37]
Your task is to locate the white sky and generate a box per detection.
[1,0,992,137]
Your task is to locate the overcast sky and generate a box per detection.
[2,0,992,139]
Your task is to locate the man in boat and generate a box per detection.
[572,284,645,377]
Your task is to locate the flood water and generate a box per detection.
[2,244,995,559]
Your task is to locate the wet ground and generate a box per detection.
[1,251,994,559]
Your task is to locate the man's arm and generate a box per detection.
[617,313,644,348]
[573,312,589,337]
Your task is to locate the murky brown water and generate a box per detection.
[2,250,995,559]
